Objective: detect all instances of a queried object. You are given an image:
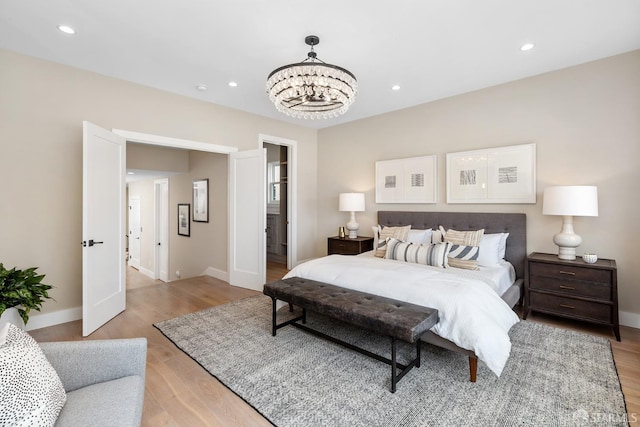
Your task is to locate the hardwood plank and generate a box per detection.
[29,271,640,426]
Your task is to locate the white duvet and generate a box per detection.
[284,255,520,376]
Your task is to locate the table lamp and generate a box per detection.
[542,186,598,260]
[339,193,365,239]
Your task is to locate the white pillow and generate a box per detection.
[0,323,67,427]
[478,233,510,267]
[406,229,433,245]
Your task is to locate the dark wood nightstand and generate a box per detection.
[327,236,374,255]
[524,252,619,341]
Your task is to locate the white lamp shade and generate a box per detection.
[543,186,598,217]
[339,193,365,212]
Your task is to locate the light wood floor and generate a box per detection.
[30,268,640,427]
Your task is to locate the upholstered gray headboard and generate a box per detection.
[377,211,527,279]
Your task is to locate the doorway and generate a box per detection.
[116,129,297,290]
[261,134,297,282]
[265,143,287,261]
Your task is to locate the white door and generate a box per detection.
[82,121,126,336]
[128,196,141,270]
[155,178,169,282]
[229,149,266,290]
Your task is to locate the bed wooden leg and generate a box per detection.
[469,357,477,382]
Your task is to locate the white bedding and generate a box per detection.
[283,254,520,376]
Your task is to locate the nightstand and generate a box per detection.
[327,236,374,255]
[524,252,619,341]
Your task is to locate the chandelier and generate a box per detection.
[266,35,357,120]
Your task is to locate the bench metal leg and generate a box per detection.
[269,297,305,336]
[390,337,422,393]
[391,338,397,393]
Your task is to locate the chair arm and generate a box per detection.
[39,338,147,392]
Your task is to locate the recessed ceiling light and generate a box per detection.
[228,81,238,87]
[391,85,401,91]
[57,25,76,35]
[127,171,135,175]
[196,84,208,91]
[520,43,535,51]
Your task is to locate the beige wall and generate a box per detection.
[127,143,189,173]
[127,151,227,281]
[318,50,640,320]
[0,48,318,320]
[169,151,228,280]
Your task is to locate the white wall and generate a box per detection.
[0,48,318,324]
[317,50,640,324]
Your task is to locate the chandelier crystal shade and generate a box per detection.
[266,35,357,120]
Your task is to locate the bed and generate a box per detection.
[284,211,526,381]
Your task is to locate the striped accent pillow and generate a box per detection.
[441,227,485,246]
[384,238,451,268]
[448,244,480,270]
[374,225,411,257]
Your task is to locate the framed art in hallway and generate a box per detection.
[178,203,190,236]
[446,143,536,204]
[193,178,209,222]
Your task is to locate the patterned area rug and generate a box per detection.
[154,295,628,427]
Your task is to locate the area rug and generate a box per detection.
[154,295,628,427]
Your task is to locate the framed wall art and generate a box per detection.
[375,155,437,203]
[192,178,209,222]
[446,143,536,204]
[178,204,190,236]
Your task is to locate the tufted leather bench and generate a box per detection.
[263,276,438,392]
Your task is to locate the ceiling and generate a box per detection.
[1,1,639,130]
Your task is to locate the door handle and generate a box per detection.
[87,239,104,247]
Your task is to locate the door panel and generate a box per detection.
[82,121,126,336]
[229,149,266,290]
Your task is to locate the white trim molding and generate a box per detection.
[26,306,82,331]
[620,311,640,330]
[112,129,238,154]
[201,266,229,283]
[259,133,298,270]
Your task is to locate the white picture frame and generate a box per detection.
[375,155,437,203]
[446,143,536,204]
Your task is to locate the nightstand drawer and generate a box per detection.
[329,240,359,254]
[529,292,612,323]
[327,236,374,256]
[529,262,611,284]
[527,276,612,300]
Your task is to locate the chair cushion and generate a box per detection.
[55,375,144,427]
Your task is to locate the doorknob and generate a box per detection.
[87,239,104,247]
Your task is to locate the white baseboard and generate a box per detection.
[619,311,640,329]
[202,267,229,283]
[139,266,155,279]
[26,306,82,332]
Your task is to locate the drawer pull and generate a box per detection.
[559,304,575,309]
[558,270,576,276]
[558,285,575,290]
